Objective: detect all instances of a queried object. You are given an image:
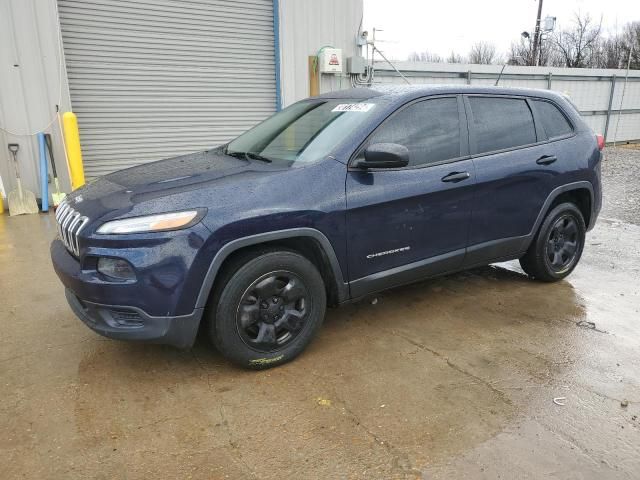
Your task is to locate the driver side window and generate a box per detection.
[365,97,461,167]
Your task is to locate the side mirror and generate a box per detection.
[355,143,409,169]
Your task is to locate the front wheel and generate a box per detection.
[208,250,327,369]
[519,202,586,282]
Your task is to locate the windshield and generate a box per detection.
[226,98,383,166]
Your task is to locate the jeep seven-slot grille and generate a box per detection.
[55,200,89,257]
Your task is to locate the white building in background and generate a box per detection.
[0,0,363,201]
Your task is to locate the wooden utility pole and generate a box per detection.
[308,56,320,97]
[531,0,544,66]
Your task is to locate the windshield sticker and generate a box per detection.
[332,103,375,113]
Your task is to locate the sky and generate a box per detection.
[363,0,640,61]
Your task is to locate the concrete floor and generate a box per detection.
[2,150,640,479]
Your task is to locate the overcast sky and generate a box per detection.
[363,0,640,61]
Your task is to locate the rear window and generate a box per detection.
[532,100,573,139]
[468,97,536,154]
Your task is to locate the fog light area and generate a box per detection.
[97,257,136,281]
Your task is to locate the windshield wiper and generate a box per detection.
[225,150,247,160]
[244,152,273,163]
[225,149,272,163]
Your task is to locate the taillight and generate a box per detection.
[596,134,605,151]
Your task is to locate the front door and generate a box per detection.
[345,96,475,297]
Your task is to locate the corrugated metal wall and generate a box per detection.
[374,62,640,143]
[279,0,363,107]
[0,0,72,207]
[1,0,363,191]
[57,0,278,178]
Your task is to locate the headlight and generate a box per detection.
[96,210,201,234]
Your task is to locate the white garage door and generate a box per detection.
[58,0,277,177]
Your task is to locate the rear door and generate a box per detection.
[463,95,576,265]
[345,96,475,297]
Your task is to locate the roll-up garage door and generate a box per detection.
[58,0,276,178]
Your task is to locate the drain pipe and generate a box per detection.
[273,0,282,111]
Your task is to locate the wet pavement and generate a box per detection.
[1,148,639,479]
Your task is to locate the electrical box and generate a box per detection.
[347,56,366,74]
[319,48,343,74]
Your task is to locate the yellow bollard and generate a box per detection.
[62,112,85,190]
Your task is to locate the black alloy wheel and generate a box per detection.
[519,202,586,282]
[236,271,310,352]
[209,249,326,369]
[545,214,580,273]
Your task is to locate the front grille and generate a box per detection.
[55,200,89,257]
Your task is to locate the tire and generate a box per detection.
[519,202,586,282]
[208,249,327,369]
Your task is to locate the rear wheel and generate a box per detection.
[519,202,586,282]
[208,249,326,369]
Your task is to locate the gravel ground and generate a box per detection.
[601,146,640,225]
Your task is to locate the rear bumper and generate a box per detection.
[65,289,202,348]
[588,153,603,231]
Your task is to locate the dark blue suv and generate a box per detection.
[51,85,603,368]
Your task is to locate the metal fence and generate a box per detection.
[373,62,640,143]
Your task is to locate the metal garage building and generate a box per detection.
[0,0,362,199]
[57,0,279,177]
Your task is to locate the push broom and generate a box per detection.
[44,133,65,207]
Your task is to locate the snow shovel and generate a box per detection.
[7,143,39,216]
[44,133,66,207]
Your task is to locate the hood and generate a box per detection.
[66,147,289,222]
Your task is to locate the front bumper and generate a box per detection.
[51,238,204,348]
[65,289,201,348]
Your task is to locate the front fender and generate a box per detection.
[193,228,349,310]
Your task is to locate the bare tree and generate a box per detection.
[407,51,443,63]
[592,22,639,69]
[508,17,639,69]
[553,13,602,68]
[446,51,465,64]
[592,35,625,69]
[468,41,497,64]
[507,38,533,66]
[621,21,640,69]
[507,36,555,66]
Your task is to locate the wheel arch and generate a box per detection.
[194,228,349,311]
[548,188,592,228]
[523,181,594,251]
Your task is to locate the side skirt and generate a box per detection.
[345,245,527,302]
[463,236,527,267]
[348,248,465,299]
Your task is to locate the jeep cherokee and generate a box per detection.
[51,85,603,368]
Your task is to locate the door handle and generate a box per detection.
[441,171,470,183]
[536,155,557,165]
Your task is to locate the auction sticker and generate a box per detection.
[332,103,375,112]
